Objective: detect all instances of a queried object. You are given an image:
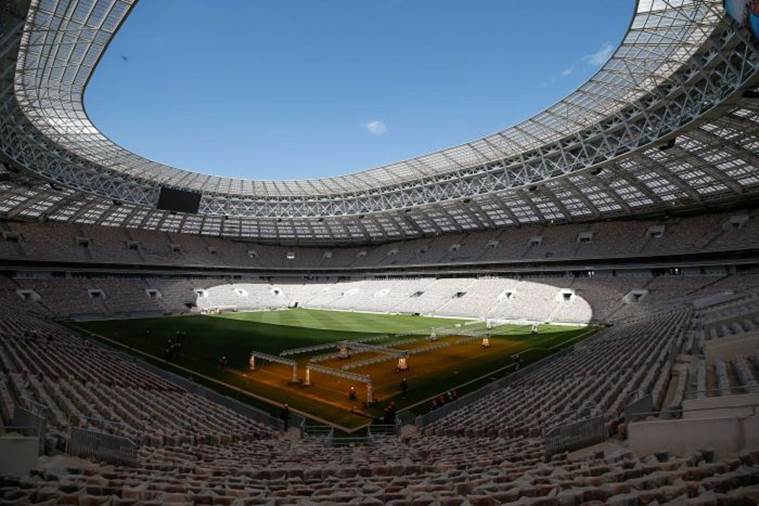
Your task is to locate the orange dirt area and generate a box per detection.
[232,334,526,428]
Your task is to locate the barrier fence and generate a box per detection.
[303,423,398,446]
[627,401,759,420]
[368,424,398,439]
[68,428,138,466]
[543,415,607,460]
[396,410,417,427]
[11,406,45,455]
[303,424,334,441]
[685,383,759,400]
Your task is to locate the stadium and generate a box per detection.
[1,0,759,503]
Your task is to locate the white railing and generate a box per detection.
[68,428,138,466]
[10,406,46,455]
[544,415,607,460]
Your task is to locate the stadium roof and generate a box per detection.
[1,0,759,243]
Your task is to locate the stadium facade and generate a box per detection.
[1,0,759,244]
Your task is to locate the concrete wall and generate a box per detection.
[628,415,759,458]
[683,393,759,419]
[0,436,38,476]
[705,333,759,362]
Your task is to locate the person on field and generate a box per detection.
[348,386,357,401]
[400,378,408,397]
[383,401,397,424]
[280,403,290,431]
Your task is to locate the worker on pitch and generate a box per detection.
[400,378,408,397]
[280,403,290,431]
[348,386,357,401]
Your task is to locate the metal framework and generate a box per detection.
[306,363,373,403]
[248,351,297,382]
[343,341,405,357]
[2,0,759,243]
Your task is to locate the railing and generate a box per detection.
[685,384,759,400]
[396,410,417,427]
[330,435,370,446]
[303,424,334,440]
[1,425,39,438]
[11,406,46,455]
[76,414,128,431]
[303,423,399,446]
[19,397,51,422]
[67,428,138,466]
[543,415,607,461]
[368,423,397,440]
[630,401,759,421]
[286,412,306,434]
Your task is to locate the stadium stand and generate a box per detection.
[1,300,759,503]
[1,272,749,324]
[2,0,759,502]
[0,311,273,450]
[2,211,759,270]
[423,308,691,438]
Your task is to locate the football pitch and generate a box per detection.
[73,308,596,430]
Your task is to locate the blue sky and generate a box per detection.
[85,0,631,180]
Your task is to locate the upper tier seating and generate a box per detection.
[5,271,747,326]
[3,208,759,270]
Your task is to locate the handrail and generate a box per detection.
[368,423,398,440]
[631,401,759,421]
[1,425,39,438]
[543,414,607,460]
[20,397,50,417]
[685,384,759,400]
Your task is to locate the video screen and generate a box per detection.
[157,186,202,214]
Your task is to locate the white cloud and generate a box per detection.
[546,41,615,86]
[581,41,614,67]
[362,120,387,136]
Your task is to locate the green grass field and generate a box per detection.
[73,308,596,430]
